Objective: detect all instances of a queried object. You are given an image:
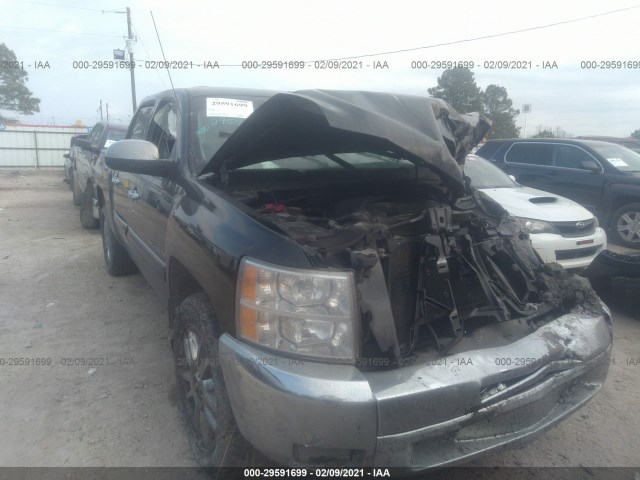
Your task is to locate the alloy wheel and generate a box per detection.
[178,326,219,453]
[617,210,640,243]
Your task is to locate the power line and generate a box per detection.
[306,4,640,62]
[150,10,182,119]
[0,24,122,37]
[12,0,107,11]
[131,22,167,89]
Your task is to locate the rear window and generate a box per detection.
[505,143,554,166]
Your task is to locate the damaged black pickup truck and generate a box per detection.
[98,87,612,470]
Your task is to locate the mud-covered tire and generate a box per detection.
[80,186,99,229]
[100,207,136,276]
[611,203,640,248]
[172,292,250,467]
[71,172,82,205]
[70,173,80,205]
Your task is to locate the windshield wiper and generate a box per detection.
[325,153,355,169]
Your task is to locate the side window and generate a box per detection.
[145,101,177,159]
[128,103,155,140]
[88,125,103,148]
[554,145,597,170]
[505,143,553,166]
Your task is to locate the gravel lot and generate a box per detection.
[1,169,639,474]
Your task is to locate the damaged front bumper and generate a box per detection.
[531,227,607,270]
[219,307,612,469]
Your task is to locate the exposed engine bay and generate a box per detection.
[208,89,604,368]
[232,180,604,367]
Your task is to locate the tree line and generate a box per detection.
[427,67,519,139]
[427,67,640,141]
[0,43,40,123]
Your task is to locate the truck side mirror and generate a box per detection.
[105,139,172,177]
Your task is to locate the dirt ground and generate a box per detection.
[1,170,639,473]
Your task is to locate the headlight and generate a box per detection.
[517,217,557,234]
[236,258,358,362]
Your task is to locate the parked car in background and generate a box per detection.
[476,138,640,247]
[576,136,640,154]
[95,87,612,469]
[71,122,126,227]
[63,133,89,190]
[465,154,606,269]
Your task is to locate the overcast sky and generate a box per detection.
[1,0,639,137]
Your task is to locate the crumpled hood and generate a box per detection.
[479,186,594,222]
[201,89,491,196]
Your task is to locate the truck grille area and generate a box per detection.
[385,211,548,357]
[552,219,596,237]
[245,186,604,368]
[383,237,421,350]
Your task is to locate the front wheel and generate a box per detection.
[65,167,72,189]
[80,186,99,229]
[71,171,81,206]
[611,203,640,248]
[172,293,249,466]
[100,207,137,276]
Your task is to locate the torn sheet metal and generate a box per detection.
[201,90,491,196]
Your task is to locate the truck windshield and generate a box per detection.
[238,152,414,171]
[189,94,271,174]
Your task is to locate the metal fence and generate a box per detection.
[0,125,91,168]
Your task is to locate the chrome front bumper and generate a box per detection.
[218,309,612,469]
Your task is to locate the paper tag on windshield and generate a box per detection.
[608,157,628,167]
[206,98,253,118]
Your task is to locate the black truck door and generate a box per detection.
[110,102,155,245]
[124,99,178,295]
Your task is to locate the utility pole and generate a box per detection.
[102,7,137,113]
[522,104,532,138]
[126,7,137,112]
[106,103,110,122]
[99,100,103,121]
